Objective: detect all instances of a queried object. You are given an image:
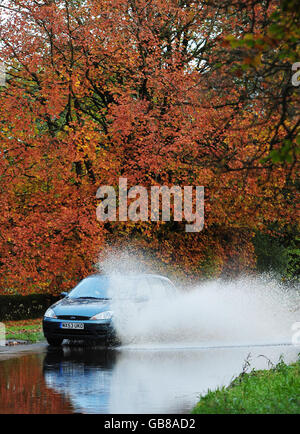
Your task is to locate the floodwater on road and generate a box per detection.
[0,342,299,414]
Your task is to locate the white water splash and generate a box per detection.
[97,251,300,348]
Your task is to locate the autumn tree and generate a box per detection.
[0,0,298,293]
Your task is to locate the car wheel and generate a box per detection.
[46,337,63,347]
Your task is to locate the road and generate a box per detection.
[0,341,298,413]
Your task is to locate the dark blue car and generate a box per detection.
[43,273,176,346]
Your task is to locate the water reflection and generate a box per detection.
[43,346,116,413]
[0,353,74,413]
[41,343,299,414]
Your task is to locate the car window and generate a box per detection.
[147,277,172,299]
[68,275,174,301]
[132,277,152,300]
[68,276,109,299]
[109,276,152,300]
[161,279,176,296]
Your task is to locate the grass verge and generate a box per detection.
[3,318,44,343]
[192,356,300,414]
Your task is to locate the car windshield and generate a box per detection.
[67,275,175,300]
[108,275,175,300]
[68,275,110,299]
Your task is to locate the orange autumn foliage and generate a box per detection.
[0,1,298,294]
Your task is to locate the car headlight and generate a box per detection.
[44,308,57,318]
[90,310,113,320]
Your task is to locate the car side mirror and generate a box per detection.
[61,292,68,297]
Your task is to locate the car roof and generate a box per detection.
[84,273,172,282]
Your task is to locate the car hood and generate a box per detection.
[52,297,111,318]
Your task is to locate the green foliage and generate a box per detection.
[192,356,300,414]
[268,141,297,164]
[0,294,60,321]
[197,251,221,279]
[253,232,299,281]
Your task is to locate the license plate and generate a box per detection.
[60,322,84,330]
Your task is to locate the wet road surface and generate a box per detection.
[0,342,298,413]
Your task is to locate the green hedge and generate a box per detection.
[0,294,60,321]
